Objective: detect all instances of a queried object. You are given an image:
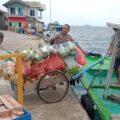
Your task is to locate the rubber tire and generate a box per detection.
[81,94,94,120]
[37,70,69,103]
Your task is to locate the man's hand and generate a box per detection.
[83,50,88,55]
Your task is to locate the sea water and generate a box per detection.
[70,26,114,55]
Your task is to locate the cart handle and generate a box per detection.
[72,56,108,80]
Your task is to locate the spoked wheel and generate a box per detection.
[37,70,69,103]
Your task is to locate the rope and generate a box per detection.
[87,44,111,91]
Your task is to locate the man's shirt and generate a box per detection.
[49,32,74,45]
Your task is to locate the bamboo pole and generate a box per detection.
[16,57,23,105]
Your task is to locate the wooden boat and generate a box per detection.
[71,23,120,120]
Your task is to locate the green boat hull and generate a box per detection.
[72,55,120,120]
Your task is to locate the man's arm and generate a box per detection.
[68,35,86,53]
[68,35,74,41]
[48,34,58,45]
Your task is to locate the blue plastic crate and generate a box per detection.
[12,109,31,120]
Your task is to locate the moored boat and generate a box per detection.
[71,23,120,120]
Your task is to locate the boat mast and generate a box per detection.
[104,23,120,98]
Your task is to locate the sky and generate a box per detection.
[0,0,120,26]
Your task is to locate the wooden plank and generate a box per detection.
[107,94,120,103]
[111,114,120,120]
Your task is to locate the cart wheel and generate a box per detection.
[37,70,69,103]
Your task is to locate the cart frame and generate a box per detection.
[0,53,70,104]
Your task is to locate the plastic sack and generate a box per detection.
[30,62,46,78]
[44,54,66,71]
[1,60,16,80]
[29,54,65,78]
[64,56,81,68]
[22,60,31,76]
[75,47,87,65]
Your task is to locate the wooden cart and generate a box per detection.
[0,53,69,104]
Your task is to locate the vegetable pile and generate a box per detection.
[0,41,85,87]
[21,41,78,61]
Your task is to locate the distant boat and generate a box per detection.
[43,22,62,41]
[83,25,91,27]
[47,22,62,32]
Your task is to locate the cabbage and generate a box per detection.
[68,41,76,50]
[67,42,77,56]
[22,50,28,54]
[34,49,40,54]
[48,46,57,54]
[40,46,49,58]
[57,44,66,57]
[34,54,40,60]
[63,44,70,56]
[27,49,34,59]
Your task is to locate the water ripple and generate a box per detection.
[70,26,113,55]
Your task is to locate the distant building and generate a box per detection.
[3,0,46,29]
[0,10,8,30]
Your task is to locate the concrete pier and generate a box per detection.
[0,31,90,120]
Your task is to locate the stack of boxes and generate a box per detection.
[0,95,23,119]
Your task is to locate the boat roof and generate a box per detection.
[107,22,120,29]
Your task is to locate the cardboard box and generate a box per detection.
[0,95,23,118]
